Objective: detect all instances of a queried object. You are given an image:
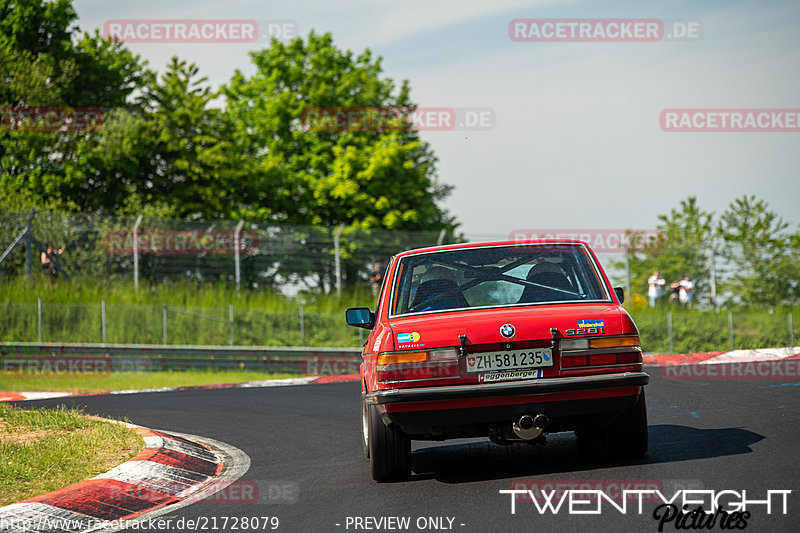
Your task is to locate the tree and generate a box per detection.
[717,195,799,306]
[0,0,151,212]
[624,197,714,306]
[223,32,457,289]
[136,57,244,219]
[224,32,455,230]
[1,9,461,292]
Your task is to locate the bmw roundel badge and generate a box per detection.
[500,323,516,338]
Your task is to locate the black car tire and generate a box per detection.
[367,403,411,482]
[576,390,648,459]
[614,390,648,458]
[361,395,370,459]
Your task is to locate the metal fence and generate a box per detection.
[3,210,797,308]
[1,300,366,348]
[634,308,797,355]
[2,299,796,356]
[0,342,361,375]
[0,209,453,293]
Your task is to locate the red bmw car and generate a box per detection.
[346,239,648,481]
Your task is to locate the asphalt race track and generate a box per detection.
[17,367,800,533]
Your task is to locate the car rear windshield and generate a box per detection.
[390,243,609,316]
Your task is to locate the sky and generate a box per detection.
[73,0,800,240]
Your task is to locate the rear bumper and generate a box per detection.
[363,371,649,438]
[364,371,649,405]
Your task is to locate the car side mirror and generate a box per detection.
[613,287,624,303]
[346,307,374,329]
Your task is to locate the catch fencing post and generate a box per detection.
[229,303,235,346]
[334,224,345,297]
[101,299,107,343]
[789,313,794,349]
[234,220,244,292]
[133,215,143,291]
[728,312,734,350]
[667,311,673,353]
[162,302,168,344]
[37,296,42,342]
[709,243,718,310]
[25,222,33,279]
[624,250,631,305]
[299,304,305,347]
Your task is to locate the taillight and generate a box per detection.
[377,348,459,382]
[559,335,642,369]
[560,335,641,351]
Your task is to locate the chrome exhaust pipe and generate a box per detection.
[512,413,549,440]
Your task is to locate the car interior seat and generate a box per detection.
[518,268,575,303]
[410,278,469,312]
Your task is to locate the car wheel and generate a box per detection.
[361,395,370,459]
[367,403,411,482]
[576,391,648,459]
[614,390,648,458]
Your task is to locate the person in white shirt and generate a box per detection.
[678,274,695,308]
[647,270,666,307]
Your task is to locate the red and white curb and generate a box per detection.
[0,423,250,532]
[643,346,800,366]
[0,377,318,403]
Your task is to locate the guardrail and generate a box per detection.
[0,342,362,375]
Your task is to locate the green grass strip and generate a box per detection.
[0,404,143,506]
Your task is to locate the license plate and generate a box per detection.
[466,349,553,373]
[479,369,543,383]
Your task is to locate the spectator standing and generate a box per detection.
[678,274,695,308]
[369,262,383,296]
[41,243,66,278]
[668,279,681,304]
[647,270,666,307]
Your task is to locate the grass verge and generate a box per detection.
[0,404,143,506]
[0,369,306,393]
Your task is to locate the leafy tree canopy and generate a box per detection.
[223,32,455,233]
